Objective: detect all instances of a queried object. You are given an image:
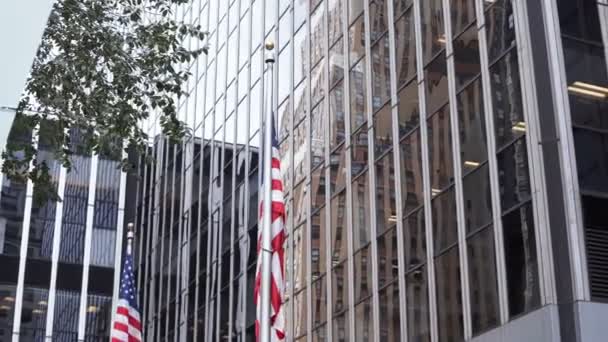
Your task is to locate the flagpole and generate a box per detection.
[260,41,276,342]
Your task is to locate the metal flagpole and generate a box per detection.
[260,41,276,342]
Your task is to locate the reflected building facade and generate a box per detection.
[0,120,129,341]
[132,0,608,341]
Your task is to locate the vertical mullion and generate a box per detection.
[511,0,557,306]
[76,154,99,341]
[12,126,39,342]
[439,0,473,339]
[361,0,380,341]
[411,0,439,341]
[305,1,313,338]
[385,0,410,340]
[474,0,509,323]
[286,2,295,341]
[322,0,333,340]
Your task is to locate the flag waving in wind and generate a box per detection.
[111,228,142,342]
[254,112,286,341]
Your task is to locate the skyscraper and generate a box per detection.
[131,0,608,341]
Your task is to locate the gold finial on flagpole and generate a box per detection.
[265,40,274,50]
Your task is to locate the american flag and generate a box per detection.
[254,116,286,341]
[111,239,142,342]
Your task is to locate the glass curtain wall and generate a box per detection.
[134,0,546,341]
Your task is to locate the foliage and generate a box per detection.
[2,0,207,201]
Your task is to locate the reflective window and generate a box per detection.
[497,138,531,211]
[330,81,347,149]
[457,78,487,174]
[467,227,500,334]
[451,0,476,36]
[490,50,525,150]
[311,103,327,170]
[352,172,371,249]
[573,128,608,193]
[400,129,424,215]
[369,0,388,42]
[377,228,399,287]
[333,312,350,341]
[331,191,348,262]
[453,25,481,90]
[354,245,372,300]
[350,57,368,131]
[375,152,397,234]
[351,125,368,177]
[332,261,348,313]
[397,80,420,139]
[406,265,430,342]
[425,52,449,115]
[484,0,515,63]
[379,282,401,342]
[53,290,80,339]
[403,207,426,271]
[371,35,391,110]
[435,247,464,342]
[432,186,458,252]
[502,202,540,317]
[421,0,445,63]
[312,276,327,327]
[394,10,417,88]
[20,287,49,338]
[373,104,393,157]
[329,0,344,45]
[311,3,326,67]
[463,164,493,233]
[330,145,347,194]
[427,106,454,193]
[311,206,327,279]
[354,299,374,340]
[0,285,16,333]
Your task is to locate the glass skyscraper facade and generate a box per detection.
[125,0,608,341]
[0,118,129,341]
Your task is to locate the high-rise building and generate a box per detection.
[131,0,608,341]
[0,119,131,341]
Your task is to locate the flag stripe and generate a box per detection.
[256,114,286,341]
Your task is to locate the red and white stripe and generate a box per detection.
[111,298,142,342]
[255,145,286,341]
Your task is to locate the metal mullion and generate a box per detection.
[154,138,168,341]
[164,145,178,340]
[227,1,243,338]
[305,0,313,337]
[193,2,211,340]
[511,0,557,306]
[340,0,357,336]
[204,0,222,338]
[135,156,144,292]
[12,126,39,342]
[322,0,333,340]
[76,154,99,341]
[139,139,152,338]
[411,0,439,341]
[286,2,295,340]
[149,124,164,340]
[176,141,189,342]
[43,155,68,341]
[385,0,410,340]
[361,0,380,341]
[440,0,472,338]
[474,0,509,323]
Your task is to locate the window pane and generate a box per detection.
[330,80,347,149]
[311,207,326,279]
[400,129,424,216]
[312,276,327,327]
[350,57,368,131]
[397,80,420,139]
[294,290,308,337]
[333,312,350,341]
[331,191,348,262]
[394,10,417,88]
[467,227,500,334]
[332,262,348,313]
[354,299,374,341]
[352,172,371,249]
[420,0,445,63]
[371,35,391,110]
[497,138,531,211]
[351,125,369,177]
[490,50,525,150]
[369,0,388,41]
[403,207,426,271]
[463,164,493,233]
[451,0,476,35]
[373,104,393,157]
[484,0,515,63]
[377,228,399,287]
[458,78,487,173]
[453,25,481,90]
[379,282,402,342]
[502,202,541,317]
[406,265,430,342]
[427,106,454,192]
[573,129,608,193]
[354,245,372,301]
[435,247,464,342]
[375,152,397,235]
[330,145,347,194]
[425,52,449,115]
[432,186,458,253]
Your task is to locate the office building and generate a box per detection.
[0,120,131,341]
[132,0,608,341]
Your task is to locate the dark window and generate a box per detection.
[406,265,430,342]
[427,106,454,192]
[463,164,493,233]
[394,10,417,88]
[432,187,458,252]
[435,247,464,342]
[425,52,449,115]
[458,78,487,174]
